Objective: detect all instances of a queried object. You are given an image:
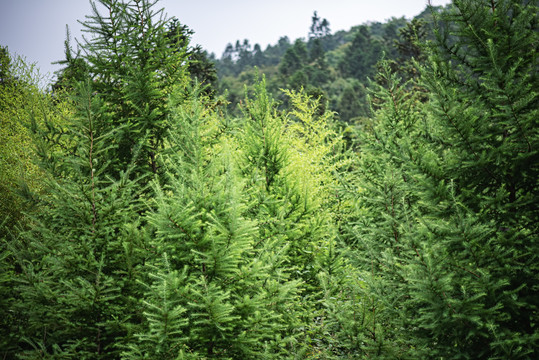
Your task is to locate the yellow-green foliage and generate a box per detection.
[284,90,338,207]
[0,56,71,232]
[283,89,354,222]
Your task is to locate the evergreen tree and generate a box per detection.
[3,1,194,357]
[8,80,147,358]
[338,26,383,82]
[264,36,292,66]
[279,39,308,78]
[0,49,69,238]
[124,85,303,359]
[64,0,190,179]
[0,48,73,357]
[412,0,539,356]
[239,78,364,357]
[252,43,267,67]
[337,80,369,122]
[346,61,427,358]
[309,11,331,40]
[389,18,428,88]
[350,0,539,358]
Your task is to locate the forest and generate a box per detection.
[0,0,537,358]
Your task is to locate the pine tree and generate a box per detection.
[239,78,365,358]
[2,2,197,357]
[345,60,427,358]
[338,26,383,82]
[0,52,75,357]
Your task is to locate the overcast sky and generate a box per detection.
[0,0,451,83]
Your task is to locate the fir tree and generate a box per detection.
[124,87,301,359]
[64,0,190,179]
[239,78,363,357]
[350,0,538,358]
[411,0,539,356]
[7,80,147,358]
[346,60,427,358]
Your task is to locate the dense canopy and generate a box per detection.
[1,0,537,358]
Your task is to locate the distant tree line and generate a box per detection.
[214,7,444,123]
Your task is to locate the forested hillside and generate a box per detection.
[212,6,439,123]
[1,0,537,359]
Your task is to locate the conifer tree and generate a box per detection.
[7,80,147,358]
[64,0,190,179]
[411,0,538,356]
[2,2,197,356]
[0,53,74,357]
[350,0,538,358]
[124,87,302,359]
[238,78,367,358]
[345,60,427,358]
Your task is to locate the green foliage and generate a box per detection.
[415,1,539,356]
[124,77,362,359]
[0,48,69,237]
[240,79,368,358]
[124,86,303,358]
[7,80,147,358]
[337,79,370,122]
[348,0,539,358]
[0,47,75,358]
[345,61,427,358]
[5,1,537,358]
[338,25,383,82]
[58,0,191,179]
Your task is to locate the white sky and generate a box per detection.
[0,0,451,82]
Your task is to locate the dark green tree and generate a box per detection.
[52,27,90,93]
[309,11,331,40]
[2,0,195,357]
[337,79,369,122]
[345,61,427,358]
[264,36,292,66]
[186,45,218,95]
[279,39,308,77]
[252,43,267,67]
[124,79,356,358]
[393,18,427,84]
[309,38,325,63]
[339,26,383,82]
[350,0,539,358]
[63,0,190,179]
[411,1,539,356]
